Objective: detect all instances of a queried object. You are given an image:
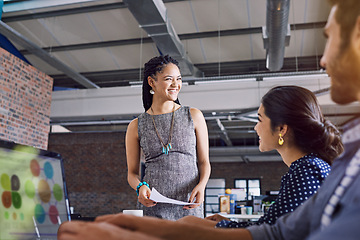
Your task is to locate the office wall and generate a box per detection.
[48,131,287,217]
[0,48,53,150]
[210,161,288,194]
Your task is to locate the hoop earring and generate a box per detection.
[150,89,155,95]
[278,134,284,146]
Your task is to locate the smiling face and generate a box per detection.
[320,6,360,104]
[254,104,279,152]
[149,63,182,102]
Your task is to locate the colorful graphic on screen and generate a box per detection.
[0,144,69,240]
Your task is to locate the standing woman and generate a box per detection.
[125,55,211,220]
[203,85,344,228]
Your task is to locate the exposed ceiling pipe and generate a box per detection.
[124,0,203,77]
[214,119,233,146]
[262,0,291,71]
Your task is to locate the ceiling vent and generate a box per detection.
[262,0,291,71]
[125,0,203,77]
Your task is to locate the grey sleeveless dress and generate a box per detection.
[137,106,204,220]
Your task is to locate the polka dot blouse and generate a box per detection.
[216,153,331,228]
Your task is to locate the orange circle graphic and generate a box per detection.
[38,180,51,203]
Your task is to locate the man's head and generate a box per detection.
[320,0,360,104]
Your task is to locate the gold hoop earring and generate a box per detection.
[150,89,155,95]
[278,133,284,146]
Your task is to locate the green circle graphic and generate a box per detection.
[53,184,63,201]
[25,180,36,198]
[11,192,22,209]
[4,211,9,219]
[1,174,11,190]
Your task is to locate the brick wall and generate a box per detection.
[48,132,137,217]
[48,131,288,218]
[0,48,53,150]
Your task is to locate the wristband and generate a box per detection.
[136,181,149,196]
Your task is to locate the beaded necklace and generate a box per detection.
[150,103,175,155]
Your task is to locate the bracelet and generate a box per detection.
[136,181,149,196]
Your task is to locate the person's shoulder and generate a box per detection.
[189,107,203,116]
[293,154,331,175]
[305,155,330,169]
[129,117,139,124]
[127,118,139,130]
[188,107,204,121]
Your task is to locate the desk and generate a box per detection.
[206,213,263,221]
[219,213,263,220]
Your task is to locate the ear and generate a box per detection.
[148,76,154,88]
[278,124,289,137]
[352,15,360,52]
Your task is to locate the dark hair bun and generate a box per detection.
[318,119,344,163]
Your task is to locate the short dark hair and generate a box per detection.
[261,86,343,164]
[142,55,180,111]
[328,0,360,51]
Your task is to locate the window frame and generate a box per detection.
[234,178,261,200]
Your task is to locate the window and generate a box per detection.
[204,178,225,217]
[234,179,261,200]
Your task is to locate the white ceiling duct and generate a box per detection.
[124,0,202,77]
[262,0,291,71]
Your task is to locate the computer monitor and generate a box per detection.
[0,140,70,240]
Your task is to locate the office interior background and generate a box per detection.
[1,0,359,218]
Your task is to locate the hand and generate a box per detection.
[138,185,157,207]
[177,215,217,228]
[57,220,161,240]
[205,214,230,222]
[183,184,204,210]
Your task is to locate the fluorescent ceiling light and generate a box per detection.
[263,73,328,81]
[195,78,256,85]
[51,125,71,133]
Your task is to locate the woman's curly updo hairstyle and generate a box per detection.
[142,55,180,111]
[261,85,344,165]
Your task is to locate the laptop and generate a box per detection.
[0,140,71,239]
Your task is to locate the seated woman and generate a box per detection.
[184,85,344,228]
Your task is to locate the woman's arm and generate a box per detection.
[185,108,211,208]
[58,221,161,240]
[95,214,252,240]
[125,119,156,207]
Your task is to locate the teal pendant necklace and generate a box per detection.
[150,103,175,155]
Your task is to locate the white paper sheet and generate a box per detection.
[149,188,195,205]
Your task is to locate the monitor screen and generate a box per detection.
[0,140,70,240]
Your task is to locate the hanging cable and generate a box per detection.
[139,29,143,82]
[217,0,221,76]
[291,0,299,72]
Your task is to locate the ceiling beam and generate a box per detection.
[0,20,99,89]
[124,0,202,77]
[1,0,188,22]
[50,56,323,88]
[17,22,326,55]
[50,73,332,122]
[2,2,127,22]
